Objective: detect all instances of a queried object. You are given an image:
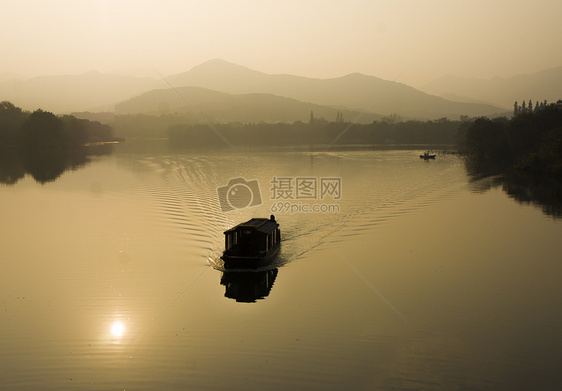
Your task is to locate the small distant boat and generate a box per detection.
[420,152,436,159]
[221,215,281,269]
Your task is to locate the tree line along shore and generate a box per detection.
[0,101,119,151]
[2,100,561,177]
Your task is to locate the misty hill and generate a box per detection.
[0,60,510,119]
[114,86,380,124]
[0,71,160,113]
[421,66,562,109]
[164,59,504,120]
[0,72,21,83]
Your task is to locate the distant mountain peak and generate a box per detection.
[0,58,507,118]
[339,72,368,79]
[189,58,265,75]
[132,60,505,120]
[198,58,239,66]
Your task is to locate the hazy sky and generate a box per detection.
[1,0,561,86]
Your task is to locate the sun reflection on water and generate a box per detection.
[110,321,125,338]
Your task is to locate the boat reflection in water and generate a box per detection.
[220,269,278,303]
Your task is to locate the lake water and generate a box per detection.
[1,142,562,390]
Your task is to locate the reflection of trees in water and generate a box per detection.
[0,144,113,185]
[502,171,562,218]
[466,157,562,219]
[20,149,72,184]
[0,150,25,185]
[464,152,510,180]
[1,104,117,185]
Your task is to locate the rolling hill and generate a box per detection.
[114,86,380,124]
[421,66,562,109]
[0,71,160,113]
[163,59,505,120]
[0,59,522,120]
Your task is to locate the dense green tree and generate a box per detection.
[20,109,66,151]
[518,127,562,174]
[460,103,562,175]
[0,101,28,148]
[465,117,509,161]
[0,102,117,185]
[61,115,89,148]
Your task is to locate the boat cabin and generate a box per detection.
[223,216,280,259]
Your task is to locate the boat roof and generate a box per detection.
[224,218,279,234]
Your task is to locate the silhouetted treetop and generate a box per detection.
[20,109,66,150]
[0,101,28,148]
[0,102,117,185]
[459,102,562,175]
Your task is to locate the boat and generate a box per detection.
[420,151,436,159]
[221,215,281,269]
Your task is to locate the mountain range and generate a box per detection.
[155,59,504,120]
[421,66,562,108]
[0,72,160,113]
[1,59,559,122]
[113,86,380,124]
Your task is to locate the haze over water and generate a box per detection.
[1,1,562,389]
[2,1,562,86]
[1,142,561,390]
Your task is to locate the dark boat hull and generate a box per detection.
[222,245,280,269]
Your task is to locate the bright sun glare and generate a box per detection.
[110,321,125,338]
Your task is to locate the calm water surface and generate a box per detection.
[1,142,561,390]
